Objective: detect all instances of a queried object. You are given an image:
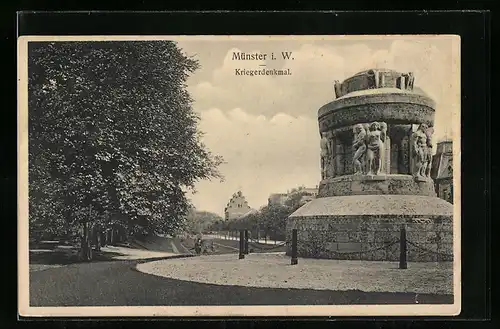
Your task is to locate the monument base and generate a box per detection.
[286,195,453,262]
[318,174,437,197]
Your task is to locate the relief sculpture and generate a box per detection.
[352,121,387,175]
[368,70,380,88]
[412,123,433,179]
[352,124,367,175]
[320,132,331,180]
[402,72,415,90]
[406,72,415,90]
[334,80,342,99]
[366,122,387,175]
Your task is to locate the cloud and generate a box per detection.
[190,39,457,138]
[185,38,459,214]
[188,109,319,215]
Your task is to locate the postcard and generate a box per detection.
[18,35,461,317]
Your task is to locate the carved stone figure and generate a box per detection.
[352,124,367,175]
[374,70,380,88]
[406,72,415,90]
[412,123,433,179]
[320,132,331,179]
[401,72,415,90]
[379,73,386,88]
[334,80,342,99]
[398,74,406,90]
[379,122,388,173]
[368,70,380,88]
[424,126,434,177]
[365,122,386,175]
[363,123,370,132]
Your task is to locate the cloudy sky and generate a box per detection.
[176,36,460,216]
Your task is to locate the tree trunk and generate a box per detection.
[102,230,107,247]
[88,224,94,260]
[80,222,93,261]
[80,222,87,261]
[95,228,101,252]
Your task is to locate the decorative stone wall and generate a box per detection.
[286,215,453,262]
[319,101,435,132]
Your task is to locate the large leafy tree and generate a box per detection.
[28,41,223,252]
[284,190,314,212]
[184,208,224,234]
[256,204,291,241]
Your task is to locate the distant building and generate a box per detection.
[289,187,318,198]
[268,186,319,207]
[431,140,453,203]
[268,193,288,206]
[298,194,316,206]
[224,191,253,221]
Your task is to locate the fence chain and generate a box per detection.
[248,237,399,254]
[247,236,288,250]
[248,237,283,243]
[214,232,453,259]
[406,240,453,258]
[212,242,240,251]
[249,241,287,251]
[305,238,400,255]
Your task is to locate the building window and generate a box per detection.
[447,185,453,204]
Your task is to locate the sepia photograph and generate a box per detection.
[17,35,461,317]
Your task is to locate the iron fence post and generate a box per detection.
[239,230,245,259]
[399,225,408,269]
[291,229,298,265]
[244,229,249,254]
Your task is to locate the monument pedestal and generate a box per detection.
[318,174,437,197]
[286,195,453,262]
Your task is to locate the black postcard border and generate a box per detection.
[7,10,491,327]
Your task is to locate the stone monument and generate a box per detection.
[286,68,453,262]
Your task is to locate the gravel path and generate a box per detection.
[100,245,177,260]
[137,253,453,295]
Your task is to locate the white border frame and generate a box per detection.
[17,35,462,317]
